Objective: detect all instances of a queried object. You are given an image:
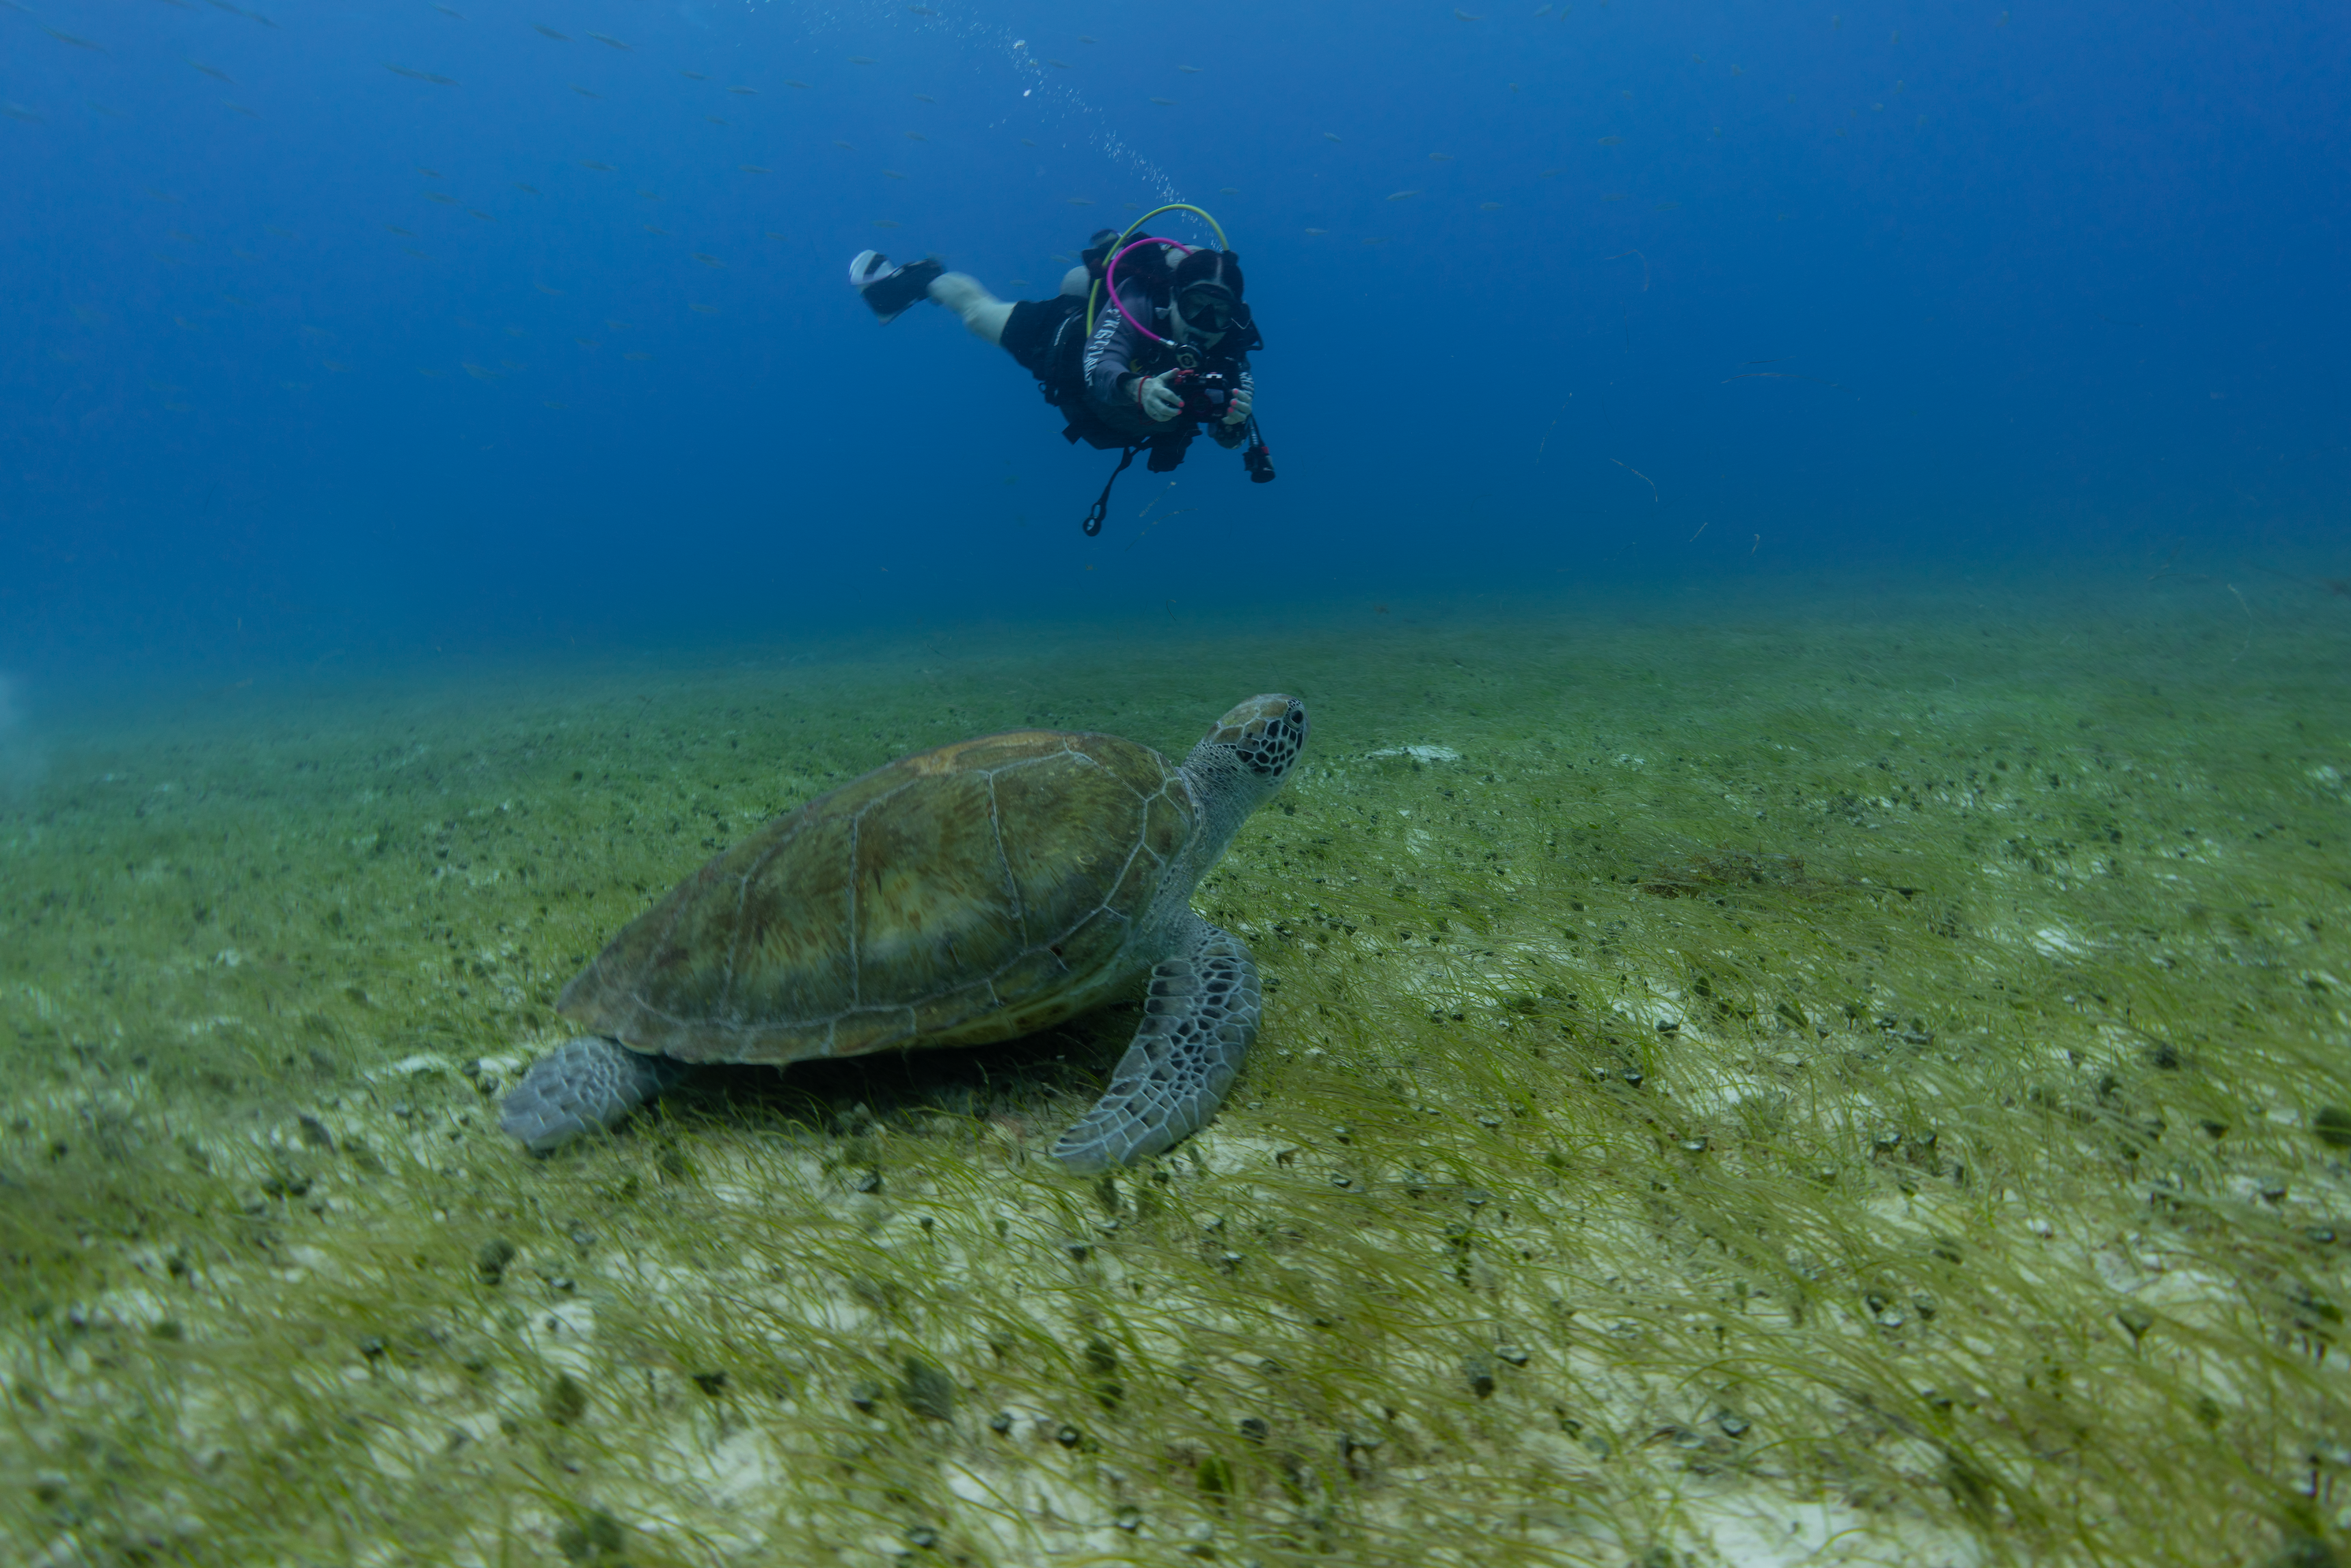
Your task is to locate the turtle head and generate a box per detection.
[1186,695,1310,818]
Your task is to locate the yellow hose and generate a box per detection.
[1084,203,1231,338]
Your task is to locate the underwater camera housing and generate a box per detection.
[1164,363,1235,423]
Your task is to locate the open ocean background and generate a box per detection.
[5,0,2345,692]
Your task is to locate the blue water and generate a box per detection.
[5,0,2343,684]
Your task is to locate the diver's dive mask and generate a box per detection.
[1176,283,1242,333]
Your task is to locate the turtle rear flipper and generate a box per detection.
[501,1037,687,1153]
[1053,917,1259,1172]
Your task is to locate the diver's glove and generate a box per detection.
[1220,384,1254,426]
[1133,373,1183,423]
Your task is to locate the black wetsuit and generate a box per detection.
[998,266,1255,469]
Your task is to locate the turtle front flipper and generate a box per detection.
[501,1036,689,1153]
[1053,917,1260,1172]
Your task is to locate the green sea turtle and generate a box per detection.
[499,695,1309,1171]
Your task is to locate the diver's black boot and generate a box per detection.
[848,251,944,323]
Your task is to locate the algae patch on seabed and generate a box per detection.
[3,580,2349,1567]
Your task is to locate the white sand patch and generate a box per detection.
[1366,744,1461,762]
[2029,926,2088,957]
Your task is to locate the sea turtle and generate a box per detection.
[498,694,1310,1171]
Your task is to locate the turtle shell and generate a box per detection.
[557,730,1196,1064]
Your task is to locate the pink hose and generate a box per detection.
[1104,236,1198,345]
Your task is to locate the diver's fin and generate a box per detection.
[849,251,944,323]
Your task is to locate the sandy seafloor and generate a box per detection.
[3,572,2349,1568]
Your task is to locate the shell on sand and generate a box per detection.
[557,730,1195,1064]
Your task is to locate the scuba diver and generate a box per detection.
[848,207,1273,534]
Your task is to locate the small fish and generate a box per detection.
[302,326,331,339]
[883,169,907,179]
[1652,200,1679,210]
[404,248,431,258]
[220,293,252,306]
[47,27,103,48]
[414,368,440,378]
[907,4,936,13]
[1455,8,1483,17]
[904,130,926,140]
[739,164,770,173]
[170,228,200,243]
[706,116,727,125]
[731,83,764,94]
[642,224,669,233]
[513,183,538,193]
[914,94,934,102]
[463,363,500,378]
[849,55,877,64]
[232,247,258,259]
[189,59,233,82]
[606,319,630,329]
[1479,200,1503,210]
[434,3,464,16]
[163,401,193,412]
[1066,196,1093,205]
[1386,189,1421,200]
[1304,226,1328,235]
[680,71,707,80]
[689,304,720,314]
[833,140,855,150]
[1597,135,1621,145]
[1049,58,1071,69]
[588,32,629,50]
[419,166,443,177]
[1149,97,1176,106]
[153,251,184,265]
[224,100,256,114]
[1220,186,1238,194]
[579,160,615,170]
[871,218,900,227]
[1322,131,1342,142]
[1537,168,1559,178]
[3,102,42,121]
[784,80,810,89]
[425,192,457,203]
[1178,64,1201,73]
[173,315,202,328]
[575,337,598,347]
[1361,237,1388,246]
[694,254,725,267]
[1020,138,1035,147]
[1080,35,1097,43]
[622,351,652,360]
[499,359,524,370]
[572,85,602,98]
[1429,152,1454,161]
[386,65,458,85]
[385,224,415,235]
[636,188,659,199]
[533,24,567,39]
[468,209,494,220]
[324,360,352,371]
[535,282,563,295]
[542,400,566,409]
